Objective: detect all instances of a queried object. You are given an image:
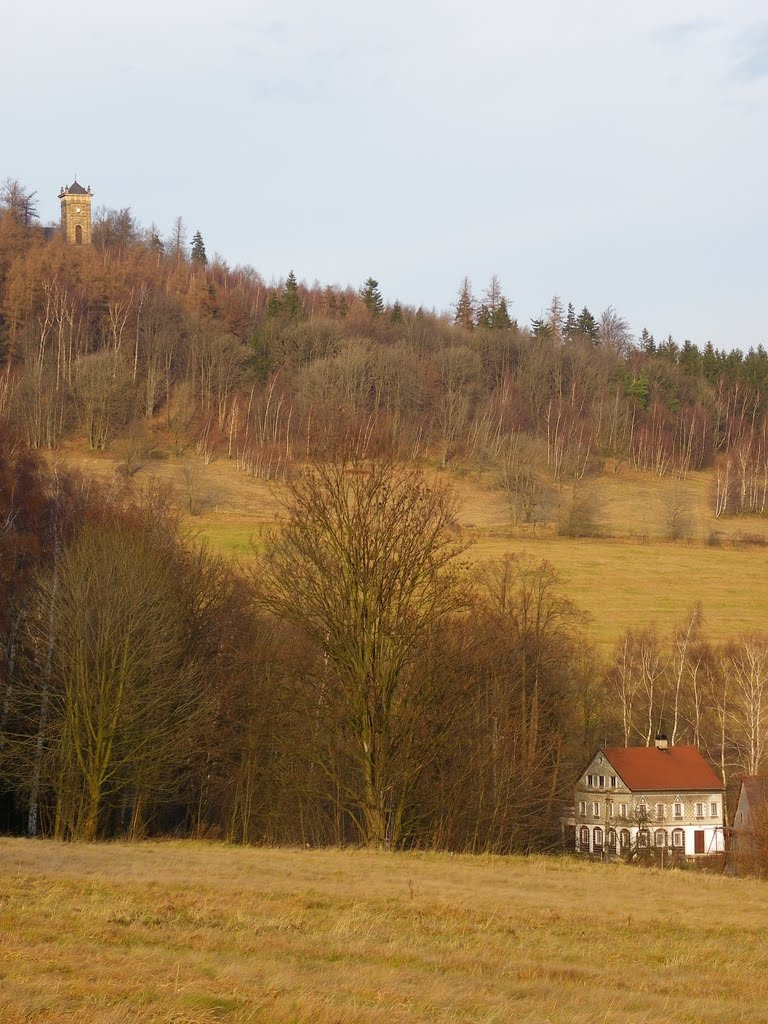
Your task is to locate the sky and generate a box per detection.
[2,0,767,350]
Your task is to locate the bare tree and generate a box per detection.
[0,179,38,226]
[258,456,467,847]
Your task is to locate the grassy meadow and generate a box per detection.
[61,447,768,651]
[1,838,766,1023]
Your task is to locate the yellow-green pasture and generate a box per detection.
[57,447,768,650]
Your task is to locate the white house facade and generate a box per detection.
[572,738,725,859]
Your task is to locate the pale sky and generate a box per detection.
[3,1,767,349]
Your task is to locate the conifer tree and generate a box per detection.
[390,300,403,323]
[283,270,303,320]
[146,224,164,255]
[360,277,384,316]
[453,277,476,331]
[640,328,656,355]
[492,297,513,330]
[576,306,598,342]
[564,303,577,339]
[190,230,207,265]
[477,304,492,329]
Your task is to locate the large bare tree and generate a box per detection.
[258,456,467,848]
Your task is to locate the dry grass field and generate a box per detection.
[1,839,767,1024]
[57,447,768,649]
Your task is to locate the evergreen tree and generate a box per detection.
[492,297,513,330]
[146,224,164,255]
[190,229,207,265]
[360,277,384,316]
[283,270,303,320]
[265,290,283,319]
[530,318,552,339]
[679,340,702,374]
[640,328,656,356]
[564,302,578,339]
[453,277,476,330]
[658,335,679,362]
[576,306,598,343]
[702,341,720,382]
[476,304,492,329]
[390,300,403,323]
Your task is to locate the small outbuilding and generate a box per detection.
[728,775,768,877]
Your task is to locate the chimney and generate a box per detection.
[655,733,669,751]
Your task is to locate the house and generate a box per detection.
[573,736,725,858]
[728,775,768,876]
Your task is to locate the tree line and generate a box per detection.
[2,178,768,522]
[2,434,768,848]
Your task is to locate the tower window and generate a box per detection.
[75,224,83,244]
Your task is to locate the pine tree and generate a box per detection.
[453,277,476,330]
[564,303,577,339]
[477,304,492,329]
[530,318,552,339]
[640,328,656,355]
[146,224,164,255]
[190,229,207,265]
[492,297,512,330]
[283,270,303,320]
[390,300,403,323]
[576,306,598,343]
[360,277,384,316]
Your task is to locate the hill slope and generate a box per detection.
[62,445,768,649]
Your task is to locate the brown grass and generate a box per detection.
[53,447,768,649]
[1,839,767,1023]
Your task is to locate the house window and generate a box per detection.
[587,774,593,787]
[578,800,587,815]
[695,802,704,819]
[619,829,630,849]
[710,802,719,818]
[619,802,628,818]
[579,826,590,849]
[637,802,648,819]
[607,801,614,818]
[607,828,616,849]
[654,828,667,847]
[593,802,600,818]
[672,829,685,848]
[638,828,649,848]
[593,827,604,849]
[674,802,683,819]
[656,803,665,820]
[598,775,605,787]
[610,775,617,788]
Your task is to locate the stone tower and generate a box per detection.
[58,179,93,245]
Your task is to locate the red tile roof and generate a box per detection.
[602,745,723,792]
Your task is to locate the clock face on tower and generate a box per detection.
[75,206,82,214]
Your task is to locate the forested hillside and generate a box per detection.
[2,179,768,518]
[2,179,768,851]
